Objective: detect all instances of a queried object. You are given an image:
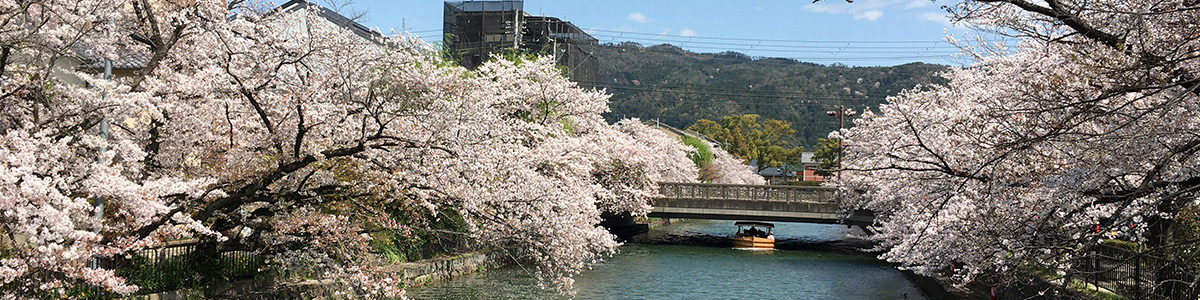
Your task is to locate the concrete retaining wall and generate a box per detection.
[900,271,965,300]
[399,251,501,287]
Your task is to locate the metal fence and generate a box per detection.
[66,241,263,299]
[1071,244,1200,299]
[657,182,838,203]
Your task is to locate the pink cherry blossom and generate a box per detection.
[838,0,1200,285]
[1,1,706,297]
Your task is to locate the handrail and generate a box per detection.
[656,182,839,204]
[658,182,836,191]
[644,119,721,146]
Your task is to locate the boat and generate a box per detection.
[733,221,775,250]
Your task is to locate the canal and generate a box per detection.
[409,220,926,299]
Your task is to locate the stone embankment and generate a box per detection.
[136,251,502,299]
[398,251,501,287]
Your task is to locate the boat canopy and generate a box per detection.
[734,221,774,228]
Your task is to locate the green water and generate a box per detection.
[409,221,925,299]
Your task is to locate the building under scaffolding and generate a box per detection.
[444,1,598,85]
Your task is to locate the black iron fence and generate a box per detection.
[64,241,263,299]
[1071,244,1200,299]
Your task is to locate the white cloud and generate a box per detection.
[905,0,931,9]
[625,12,652,23]
[917,11,948,24]
[679,29,698,37]
[854,10,884,21]
[754,6,764,10]
[803,0,927,21]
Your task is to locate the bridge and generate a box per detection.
[648,182,874,225]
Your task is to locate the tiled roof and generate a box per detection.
[277,0,385,44]
[73,44,150,70]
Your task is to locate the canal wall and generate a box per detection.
[397,251,502,288]
[899,269,1099,299]
[133,251,504,299]
[900,271,968,300]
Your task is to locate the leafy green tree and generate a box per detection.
[1167,205,1200,263]
[812,138,840,176]
[688,114,803,173]
[679,136,714,167]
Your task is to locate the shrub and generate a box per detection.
[679,136,713,167]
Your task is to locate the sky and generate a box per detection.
[336,0,1003,67]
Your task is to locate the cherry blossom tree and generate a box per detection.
[838,0,1200,287]
[0,0,699,297]
[701,139,766,185]
[0,0,226,295]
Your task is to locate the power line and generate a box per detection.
[419,39,956,73]
[420,33,970,51]
[585,80,906,99]
[432,38,963,64]
[405,29,443,34]
[595,40,962,55]
[594,41,966,66]
[439,39,959,62]
[593,85,889,106]
[585,28,1016,44]
[588,33,974,50]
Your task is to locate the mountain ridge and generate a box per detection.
[593,42,948,148]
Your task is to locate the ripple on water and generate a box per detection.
[409,221,924,300]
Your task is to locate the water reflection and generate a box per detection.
[409,221,923,300]
[652,219,863,241]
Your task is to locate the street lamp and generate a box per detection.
[825,106,856,179]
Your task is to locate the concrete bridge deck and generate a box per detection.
[649,182,874,225]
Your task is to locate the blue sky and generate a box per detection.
[338,0,999,66]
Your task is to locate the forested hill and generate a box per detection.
[592,42,949,148]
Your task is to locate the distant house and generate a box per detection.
[752,152,825,184]
[799,152,824,182]
[274,0,386,43]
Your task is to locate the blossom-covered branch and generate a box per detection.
[840,0,1200,285]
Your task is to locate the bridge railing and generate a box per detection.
[654,182,841,214]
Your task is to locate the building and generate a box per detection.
[275,0,387,43]
[799,152,825,182]
[752,152,826,184]
[443,0,598,84]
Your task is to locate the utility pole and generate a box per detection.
[837,106,844,179]
[826,106,856,180]
[95,59,112,220]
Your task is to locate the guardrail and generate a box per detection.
[657,182,838,203]
[9,241,264,299]
[645,119,721,146]
[1071,244,1199,299]
[653,182,842,214]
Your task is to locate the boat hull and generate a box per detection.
[733,236,774,249]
